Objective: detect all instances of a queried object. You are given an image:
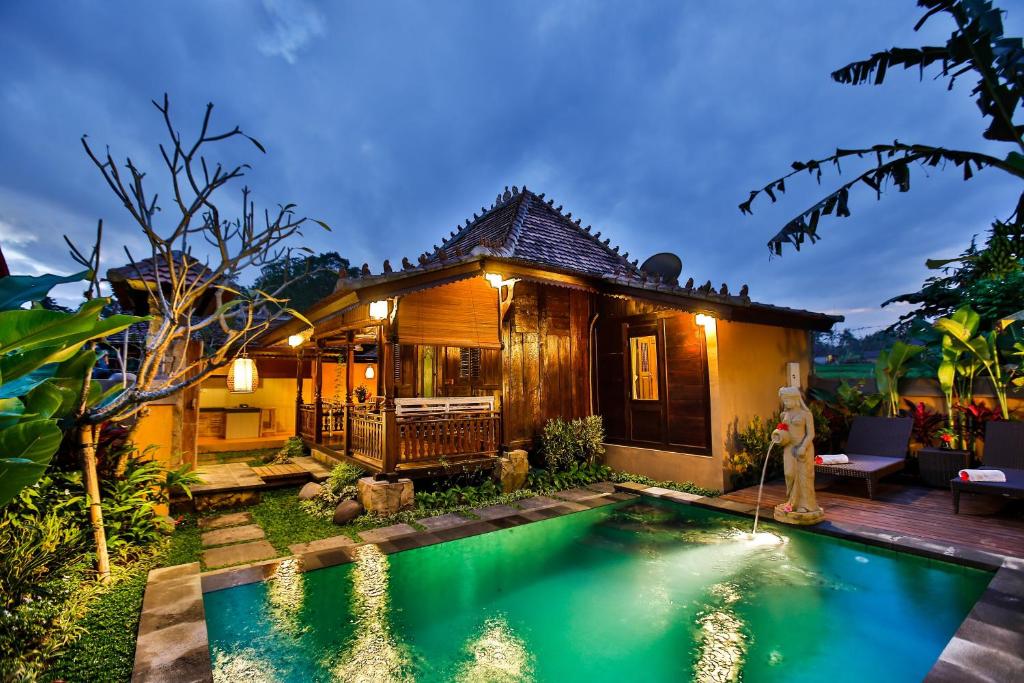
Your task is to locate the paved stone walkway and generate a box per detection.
[199,511,277,569]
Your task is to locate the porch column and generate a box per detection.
[379,320,398,474]
[294,348,305,436]
[313,343,324,444]
[344,331,354,455]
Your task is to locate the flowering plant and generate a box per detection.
[935,426,958,449]
[776,422,789,431]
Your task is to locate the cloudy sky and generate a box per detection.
[1,1,1020,331]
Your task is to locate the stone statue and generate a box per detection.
[771,386,824,525]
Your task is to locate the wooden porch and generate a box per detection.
[297,398,501,474]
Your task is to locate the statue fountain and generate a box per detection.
[752,386,824,535]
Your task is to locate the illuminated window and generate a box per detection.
[630,335,659,401]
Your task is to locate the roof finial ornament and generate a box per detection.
[699,280,713,294]
[465,219,471,227]
[565,212,572,219]
[555,205,562,213]
[594,231,601,238]
[383,260,393,274]
[361,263,371,277]
[512,185,519,194]
[575,218,582,226]
[473,212,479,220]
[684,277,694,290]
[612,245,619,253]
[402,257,414,270]
[503,186,511,202]
[547,198,554,206]
[538,192,545,199]
[438,248,448,261]
[495,193,502,205]
[739,284,749,299]
[585,225,591,233]
[418,254,429,265]
[603,238,610,246]
[719,283,729,296]
[453,245,463,256]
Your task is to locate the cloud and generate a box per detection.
[257,0,325,64]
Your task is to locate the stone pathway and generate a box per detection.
[199,511,277,570]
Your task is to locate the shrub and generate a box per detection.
[726,414,784,489]
[267,436,306,464]
[541,415,605,470]
[301,462,364,519]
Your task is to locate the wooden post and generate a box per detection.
[294,348,305,436]
[381,404,398,475]
[375,323,385,401]
[313,344,323,444]
[381,323,396,407]
[344,331,354,455]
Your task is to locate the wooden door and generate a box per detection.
[626,321,665,446]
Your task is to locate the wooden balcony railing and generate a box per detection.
[298,403,317,440]
[349,410,385,469]
[397,411,501,465]
[298,399,501,473]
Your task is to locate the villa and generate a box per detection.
[181,185,843,491]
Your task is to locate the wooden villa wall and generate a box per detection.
[501,281,592,449]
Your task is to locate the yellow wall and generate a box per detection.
[132,403,175,467]
[199,377,298,433]
[318,362,378,402]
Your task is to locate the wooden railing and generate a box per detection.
[397,411,501,465]
[350,410,384,468]
[298,404,317,440]
[321,401,345,436]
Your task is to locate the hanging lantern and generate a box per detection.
[227,356,259,393]
[364,365,375,380]
[369,300,389,320]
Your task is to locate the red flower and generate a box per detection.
[776,423,789,431]
[941,434,953,443]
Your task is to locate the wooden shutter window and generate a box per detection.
[396,277,500,349]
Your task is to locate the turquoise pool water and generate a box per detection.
[204,499,990,682]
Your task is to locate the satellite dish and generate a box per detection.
[640,252,682,285]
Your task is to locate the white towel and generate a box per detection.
[958,469,1006,482]
[815,454,849,465]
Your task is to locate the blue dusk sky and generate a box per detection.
[0,1,1020,331]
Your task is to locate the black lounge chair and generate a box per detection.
[951,421,1024,514]
[814,416,913,499]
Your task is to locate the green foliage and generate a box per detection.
[299,461,364,520]
[0,272,141,505]
[252,251,359,313]
[268,436,306,464]
[935,305,1020,418]
[252,488,342,555]
[607,471,717,497]
[540,415,605,470]
[874,341,926,416]
[416,479,504,509]
[738,1,1024,256]
[726,414,783,489]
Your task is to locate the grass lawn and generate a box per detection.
[814,362,874,379]
[198,447,278,466]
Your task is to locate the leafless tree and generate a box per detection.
[68,95,328,580]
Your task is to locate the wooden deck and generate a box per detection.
[722,477,1024,559]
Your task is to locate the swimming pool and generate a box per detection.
[204,498,991,682]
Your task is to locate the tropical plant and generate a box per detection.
[875,341,926,416]
[540,415,605,470]
[301,461,364,519]
[268,436,306,464]
[525,462,613,492]
[738,1,1024,256]
[726,414,784,489]
[904,400,946,447]
[934,305,1019,418]
[956,400,1004,454]
[0,272,139,506]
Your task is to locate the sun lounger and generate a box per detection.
[814,416,912,499]
[952,421,1024,513]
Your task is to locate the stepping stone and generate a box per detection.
[470,504,518,521]
[515,496,563,511]
[202,540,277,569]
[586,481,617,493]
[358,524,417,544]
[288,535,357,556]
[416,513,471,532]
[201,524,265,548]
[198,512,254,530]
[659,490,703,503]
[551,487,604,502]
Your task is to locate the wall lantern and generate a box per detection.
[365,365,375,380]
[227,356,258,393]
[369,300,389,320]
[695,313,717,332]
[484,272,504,289]
[287,334,305,348]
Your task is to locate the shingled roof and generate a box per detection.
[427,186,642,280]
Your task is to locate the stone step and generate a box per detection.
[198,511,254,530]
[357,523,417,544]
[288,534,357,556]
[202,540,278,569]
[201,524,266,548]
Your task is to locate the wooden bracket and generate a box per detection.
[499,280,517,322]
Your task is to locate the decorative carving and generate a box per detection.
[383,260,393,274]
[402,257,413,270]
[361,263,371,277]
